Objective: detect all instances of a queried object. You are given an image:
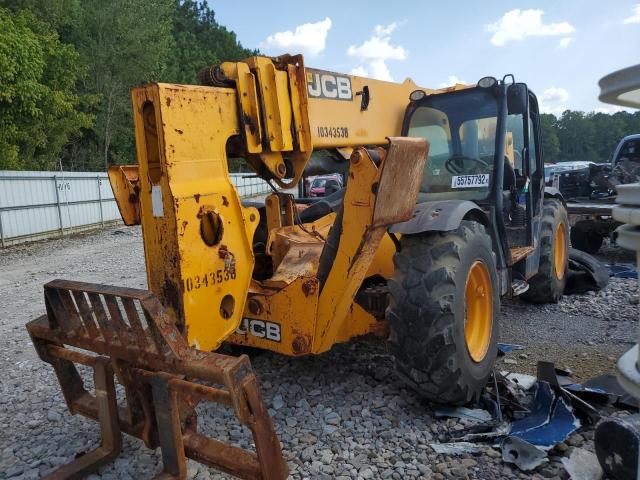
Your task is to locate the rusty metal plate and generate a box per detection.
[372,136,429,227]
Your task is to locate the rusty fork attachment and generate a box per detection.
[26,280,287,480]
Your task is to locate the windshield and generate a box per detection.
[407,88,504,202]
[311,179,327,188]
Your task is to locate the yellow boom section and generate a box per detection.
[206,54,436,186]
[306,68,433,149]
[130,84,259,348]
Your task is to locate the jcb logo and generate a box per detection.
[306,68,352,101]
[236,318,281,342]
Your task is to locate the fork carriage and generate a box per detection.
[27,280,287,480]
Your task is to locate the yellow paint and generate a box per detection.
[307,77,431,149]
[464,261,493,362]
[115,55,442,358]
[131,84,258,351]
[554,223,567,280]
[107,165,140,225]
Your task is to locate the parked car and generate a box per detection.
[544,161,593,186]
[611,134,640,183]
[308,174,343,197]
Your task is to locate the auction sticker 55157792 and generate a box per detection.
[451,174,490,188]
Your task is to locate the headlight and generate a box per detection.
[409,90,426,101]
[477,76,497,88]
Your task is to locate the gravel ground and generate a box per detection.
[0,226,637,479]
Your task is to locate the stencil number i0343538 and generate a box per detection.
[183,270,236,292]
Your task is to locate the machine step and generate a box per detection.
[511,279,530,296]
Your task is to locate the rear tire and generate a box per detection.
[570,221,603,254]
[521,199,569,303]
[387,221,500,405]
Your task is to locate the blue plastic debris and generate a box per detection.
[508,381,580,449]
[607,263,638,279]
[498,343,525,355]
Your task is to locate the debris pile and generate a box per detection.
[430,345,638,479]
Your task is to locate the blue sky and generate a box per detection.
[209,1,640,114]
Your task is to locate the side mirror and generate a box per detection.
[507,83,529,115]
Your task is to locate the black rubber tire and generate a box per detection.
[565,248,609,294]
[570,222,604,254]
[387,221,500,405]
[521,199,569,303]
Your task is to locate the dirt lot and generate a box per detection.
[0,225,637,479]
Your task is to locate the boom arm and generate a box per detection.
[198,54,435,186]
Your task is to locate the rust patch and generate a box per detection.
[302,278,318,297]
[222,196,229,207]
[174,128,183,135]
[247,298,263,315]
[346,235,369,277]
[371,321,390,337]
[179,220,188,237]
[243,113,257,135]
[292,334,311,354]
[161,278,183,326]
[165,97,171,107]
[194,193,201,203]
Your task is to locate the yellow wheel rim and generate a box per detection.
[464,261,493,363]
[554,223,567,280]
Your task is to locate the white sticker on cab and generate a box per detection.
[451,174,490,189]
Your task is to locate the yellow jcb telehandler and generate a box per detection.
[26,55,569,479]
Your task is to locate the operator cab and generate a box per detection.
[402,78,545,271]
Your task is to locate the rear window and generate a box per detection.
[617,139,640,162]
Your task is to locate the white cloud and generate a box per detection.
[486,9,574,46]
[351,61,394,82]
[539,86,569,115]
[260,18,332,56]
[351,66,369,77]
[557,37,573,49]
[438,75,467,88]
[623,4,640,24]
[347,22,407,81]
[541,87,569,104]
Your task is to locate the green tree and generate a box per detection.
[165,0,257,84]
[0,0,80,33]
[0,7,91,170]
[539,113,560,163]
[65,0,174,169]
[590,112,627,161]
[555,111,597,162]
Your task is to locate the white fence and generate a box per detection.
[0,171,271,247]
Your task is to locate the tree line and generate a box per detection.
[540,111,640,164]
[1,1,639,172]
[0,0,255,171]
